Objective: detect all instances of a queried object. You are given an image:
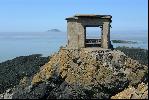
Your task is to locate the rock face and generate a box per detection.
[115,47,148,66]
[31,48,148,99]
[0,54,50,94]
[1,48,148,99]
[32,48,147,85]
[111,82,148,99]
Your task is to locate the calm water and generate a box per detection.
[0,31,148,62]
[0,32,67,62]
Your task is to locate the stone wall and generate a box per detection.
[67,20,78,49]
[66,15,112,49]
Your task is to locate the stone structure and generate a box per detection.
[66,14,112,49]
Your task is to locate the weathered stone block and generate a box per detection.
[66,14,112,49]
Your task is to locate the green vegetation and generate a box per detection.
[0,54,50,94]
[115,46,148,66]
[112,40,137,44]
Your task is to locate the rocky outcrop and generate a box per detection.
[32,48,147,85]
[115,46,148,66]
[1,48,148,99]
[111,82,148,99]
[0,54,50,94]
[31,48,148,99]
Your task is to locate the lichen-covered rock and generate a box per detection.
[30,48,148,99]
[0,87,16,99]
[0,47,148,99]
[32,48,147,85]
[111,82,148,99]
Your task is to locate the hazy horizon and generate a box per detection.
[0,29,148,33]
[0,0,148,62]
[0,31,148,63]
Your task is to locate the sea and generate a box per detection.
[0,31,148,63]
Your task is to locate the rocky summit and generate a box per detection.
[0,48,148,99]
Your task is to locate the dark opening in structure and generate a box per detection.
[85,27,102,47]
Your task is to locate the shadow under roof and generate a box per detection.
[66,14,112,20]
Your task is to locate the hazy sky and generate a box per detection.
[0,0,148,32]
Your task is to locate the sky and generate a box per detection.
[0,0,148,32]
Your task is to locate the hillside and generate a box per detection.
[0,54,50,94]
[115,46,148,66]
[0,47,148,99]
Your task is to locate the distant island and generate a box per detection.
[111,40,137,44]
[47,29,61,32]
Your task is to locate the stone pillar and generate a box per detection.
[100,25,103,47]
[67,21,79,49]
[76,23,85,48]
[102,22,110,49]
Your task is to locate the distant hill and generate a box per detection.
[111,40,137,44]
[47,29,61,32]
